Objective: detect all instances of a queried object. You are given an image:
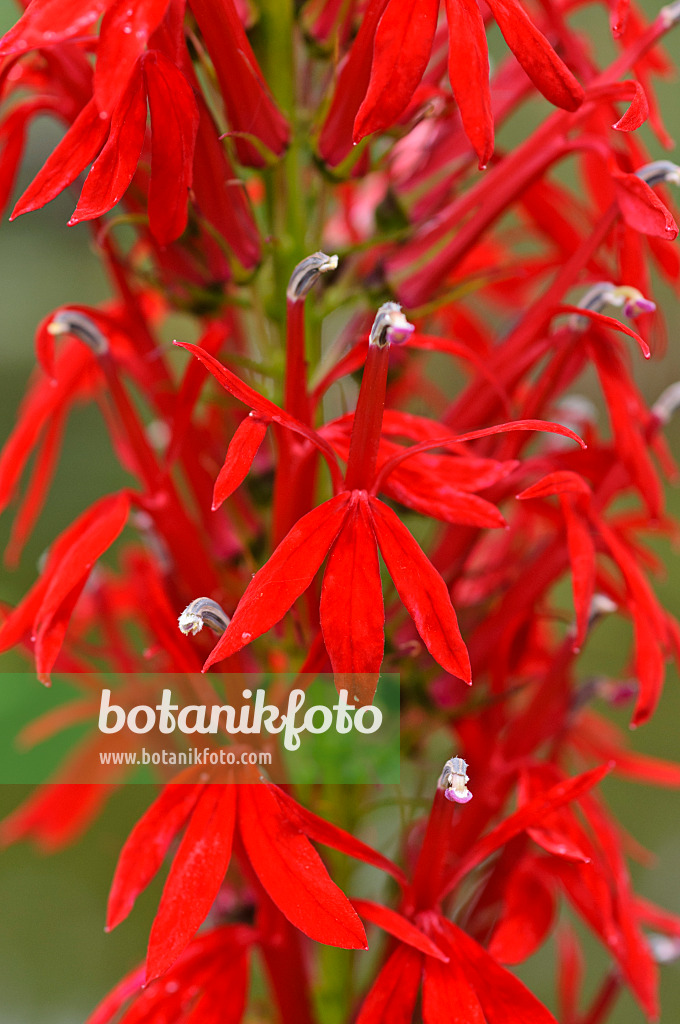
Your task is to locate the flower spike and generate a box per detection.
[178,598,231,637]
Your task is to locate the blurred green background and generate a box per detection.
[0,0,680,1021]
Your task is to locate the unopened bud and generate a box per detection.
[439,756,473,804]
[287,252,338,302]
[178,597,230,636]
[369,302,415,348]
[46,310,108,355]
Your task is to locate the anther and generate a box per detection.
[439,756,473,804]
[369,302,415,348]
[588,593,618,630]
[46,310,108,355]
[635,160,680,189]
[569,282,656,332]
[286,252,339,302]
[652,382,680,424]
[660,0,680,26]
[178,597,231,636]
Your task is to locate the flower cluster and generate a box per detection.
[1,0,680,1021]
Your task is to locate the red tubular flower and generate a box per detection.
[320,0,584,168]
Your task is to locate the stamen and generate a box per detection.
[647,934,680,964]
[369,301,415,348]
[569,282,655,332]
[46,310,108,355]
[286,251,339,302]
[660,0,680,26]
[652,382,680,424]
[588,593,618,630]
[439,755,473,804]
[635,160,680,189]
[178,597,231,636]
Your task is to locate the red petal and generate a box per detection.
[270,785,408,886]
[517,470,592,500]
[423,953,485,1024]
[144,50,199,244]
[356,946,422,1024]
[146,786,236,981]
[0,490,121,657]
[94,0,169,115]
[557,304,650,358]
[354,0,439,141]
[175,342,343,490]
[11,100,110,219]
[353,898,448,960]
[33,491,130,639]
[368,497,471,681]
[70,63,147,224]
[212,414,269,510]
[562,497,595,650]
[485,0,583,111]
[204,493,351,668]
[238,785,367,949]
[444,0,493,167]
[320,493,384,701]
[443,763,612,897]
[0,0,111,56]
[488,859,556,964]
[443,919,560,1024]
[191,94,262,271]
[107,784,203,930]
[189,0,289,166]
[317,0,390,167]
[610,165,678,240]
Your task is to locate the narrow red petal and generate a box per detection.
[610,165,678,240]
[11,100,110,219]
[356,946,422,1023]
[146,786,236,981]
[488,860,556,964]
[0,0,110,56]
[70,64,147,224]
[212,414,269,510]
[320,493,384,699]
[204,493,351,668]
[353,898,448,961]
[368,496,471,681]
[144,50,199,244]
[94,0,169,115]
[443,919,560,1023]
[445,0,493,167]
[485,0,583,111]
[238,785,367,949]
[354,0,439,141]
[423,953,486,1024]
[107,784,204,930]
[270,785,408,887]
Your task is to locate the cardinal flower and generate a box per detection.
[318,0,584,168]
[179,299,584,703]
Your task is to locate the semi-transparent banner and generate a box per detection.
[0,674,400,785]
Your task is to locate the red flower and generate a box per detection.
[319,0,584,168]
[179,301,583,701]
